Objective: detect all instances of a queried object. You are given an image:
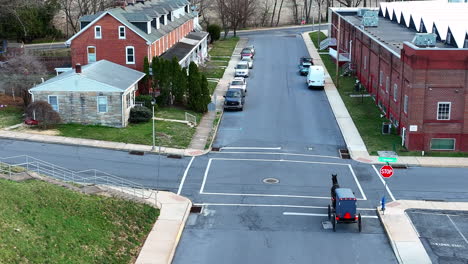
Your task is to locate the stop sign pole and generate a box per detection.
[380,163,394,215]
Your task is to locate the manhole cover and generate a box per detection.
[263,178,280,184]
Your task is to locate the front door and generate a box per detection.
[87,46,96,63]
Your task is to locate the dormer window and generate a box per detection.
[159,15,165,25]
[95,26,102,39]
[446,32,452,45]
[168,12,172,22]
[185,5,189,13]
[119,26,125,39]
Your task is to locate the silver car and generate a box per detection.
[229,77,247,93]
[235,62,249,77]
[241,57,253,69]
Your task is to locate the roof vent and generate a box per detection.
[357,8,372,17]
[412,33,436,47]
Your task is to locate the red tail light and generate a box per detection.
[335,216,339,220]
[344,212,351,219]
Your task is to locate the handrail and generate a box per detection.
[0,155,155,200]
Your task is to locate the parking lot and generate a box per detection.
[407,209,468,263]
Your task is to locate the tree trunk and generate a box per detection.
[270,0,278,27]
[275,0,285,26]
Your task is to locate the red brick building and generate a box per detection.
[328,1,468,151]
[66,0,208,72]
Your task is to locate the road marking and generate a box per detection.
[372,165,396,202]
[200,158,367,200]
[283,212,378,218]
[177,156,195,195]
[192,203,376,210]
[217,151,340,159]
[220,147,282,150]
[447,215,468,245]
[348,164,367,200]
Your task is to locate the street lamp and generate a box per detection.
[151,99,156,151]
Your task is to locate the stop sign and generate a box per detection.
[380,165,394,178]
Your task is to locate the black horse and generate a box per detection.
[330,174,340,208]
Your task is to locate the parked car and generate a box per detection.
[298,57,313,76]
[241,56,253,69]
[223,88,245,111]
[229,77,247,93]
[246,45,255,55]
[241,48,254,59]
[307,65,325,89]
[235,61,250,77]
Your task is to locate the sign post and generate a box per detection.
[379,164,394,215]
[377,151,398,215]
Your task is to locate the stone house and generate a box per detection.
[29,60,145,127]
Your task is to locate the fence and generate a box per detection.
[0,155,153,199]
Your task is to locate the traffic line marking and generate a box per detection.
[200,158,367,201]
[217,151,340,159]
[193,203,376,210]
[447,215,468,245]
[220,147,282,150]
[283,212,378,219]
[372,165,396,201]
[177,156,195,195]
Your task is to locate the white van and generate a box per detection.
[307,65,325,89]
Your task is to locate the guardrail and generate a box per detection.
[0,155,153,200]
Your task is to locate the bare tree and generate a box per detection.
[0,55,47,107]
[258,0,272,27]
[289,0,301,25]
[59,0,114,35]
[270,0,278,27]
[275,0,285,26]
[335,0,362,7]
[192,0,214,28]
[216,0,231,38]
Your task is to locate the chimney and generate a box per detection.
[75,63,82,74]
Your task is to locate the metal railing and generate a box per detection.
[0,155,154,200]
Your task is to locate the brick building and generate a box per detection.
[65,0,208,72]
[328,1,468,151]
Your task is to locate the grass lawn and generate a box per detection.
[57,120,195,149]
[155,107,203,123]
[311,33,468,157]
[208,37,240,57]
[309,31,328,51]
[0,107,23,129]
[0,178,158,264]
[200,65,225,79]
[28,48,71,57]
[208,82,218,95]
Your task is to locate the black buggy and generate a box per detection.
[328,174,362,232]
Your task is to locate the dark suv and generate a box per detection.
[223,88,245,111]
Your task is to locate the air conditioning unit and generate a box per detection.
[412,33,436,47]
[362,16,378,27]
[363,10,378,17]
[382,122,392,135]
[357,8,371,16]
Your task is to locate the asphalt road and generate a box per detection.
[24,43,67,50]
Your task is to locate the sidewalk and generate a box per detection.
[100,187,192,264]
[188,38,248,150]
[378,200,468,264]
[301,31,468,168]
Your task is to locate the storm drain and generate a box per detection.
[263,178,280,184]
[190,206,203,214]
[339,149,351,159]
[129,150,145,156]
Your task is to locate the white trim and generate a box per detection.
[125,46,135,64]
[118,26,126,39]
[430,138,456,151]
[65,11,150,45]
[48,95,59,112]
[393,83,398,102]
[404,95,408,114]
[437,101,451,120]
[97,96,108,113]
[94,26,102,39]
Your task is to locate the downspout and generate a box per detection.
[388,55,393,119]
[376,45,381,104]
[398,48,406,145]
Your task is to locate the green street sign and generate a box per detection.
[378,157,398,163]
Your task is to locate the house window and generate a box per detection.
[393,83,398,101]
[363,56,367,70]
[126,46,135,64]
[159,16,165,25]
[446,32,452,45]
[431,138,455,150]
[48,95,59,112]
[404,95,408,114]
[126,93,132,108]
[97,96,108,113]
[119,26,125,39]
[379,71,383,86]
[464,38,468,48]
[95,26,102,39]
[385,77,390,93]
[437,102,451,120]
[87,46,96,63]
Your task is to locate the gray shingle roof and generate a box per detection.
[29,60,145,93]
[160,32,208,61]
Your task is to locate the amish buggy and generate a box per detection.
[328,174,362,232]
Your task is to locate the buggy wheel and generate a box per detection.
[328,205,331,220]
[358,213,362,233]
[332,213,336,232]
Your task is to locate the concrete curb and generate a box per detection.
[377,200,468,264]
